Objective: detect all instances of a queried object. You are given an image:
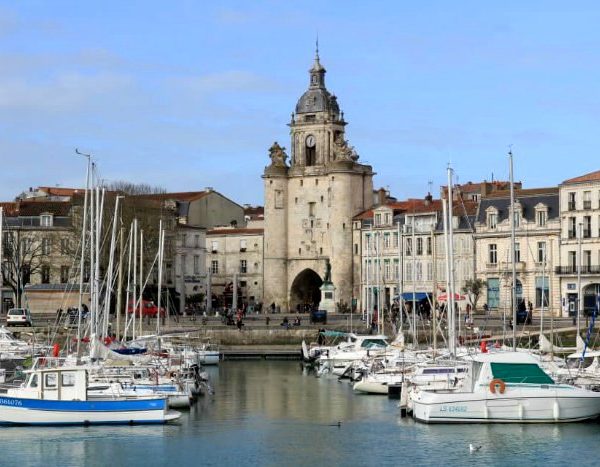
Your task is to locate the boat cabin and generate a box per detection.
[14,367,88,401]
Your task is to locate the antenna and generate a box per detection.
[428,180,433,195]
[315,33,319,59]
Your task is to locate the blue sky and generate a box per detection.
[1,1,600,204]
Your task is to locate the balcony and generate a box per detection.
[568,202,576,211]
[568,230,576,239]
[584,201,592,209]
[555,265,600,275]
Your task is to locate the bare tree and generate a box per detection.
[2,229,58,307]
[105,181,166,196]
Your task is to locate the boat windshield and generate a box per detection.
[490,363,554,384]
[360,339,388,349]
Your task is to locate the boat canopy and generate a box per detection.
[319,330,347,337]
[490,362,554,385]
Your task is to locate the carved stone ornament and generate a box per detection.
[268,142,288,167]
[332,135,358,161]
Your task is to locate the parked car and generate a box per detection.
[126,300,166,317]
[6,308,33,327]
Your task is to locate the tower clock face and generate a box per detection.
[306,135,316,148]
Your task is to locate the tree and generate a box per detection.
[2,229,59,307]
[105,181,166,196]
[462,278,487,312]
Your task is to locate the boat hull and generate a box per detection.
[411,386,600,423]
[0,395,179,426]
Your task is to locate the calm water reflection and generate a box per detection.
[1,361,599,466]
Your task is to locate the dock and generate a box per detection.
[220,345,301,360]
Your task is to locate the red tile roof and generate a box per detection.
[37,186,83,196]
[484,187,558,198]
[562,170,600,185]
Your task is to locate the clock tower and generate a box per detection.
[263,50,374,311]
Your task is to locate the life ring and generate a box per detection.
[489,378,506,394]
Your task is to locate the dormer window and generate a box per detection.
[374,213,382,225]
[40,214,53,227]
[535,203,548,227]
[485,206,498,229]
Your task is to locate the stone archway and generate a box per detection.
[290,269,323,313]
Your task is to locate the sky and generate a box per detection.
[1,1,600,204]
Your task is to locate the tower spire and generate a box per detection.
[316,33,319,60]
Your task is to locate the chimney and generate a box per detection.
[424,193,433,206]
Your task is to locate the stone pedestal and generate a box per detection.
[319,282,336,314]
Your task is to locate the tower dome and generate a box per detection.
[294,53,340,117]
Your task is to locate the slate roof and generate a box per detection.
[476,187,558,224]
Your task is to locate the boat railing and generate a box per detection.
[31,356,70,370]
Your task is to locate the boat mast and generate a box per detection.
[139,228,144,338]
[509,150,517,351]
[397,220,403,332]
[442,197,453,356]
[411,215,417,346]
[132,218,138,341]
[116,223,124,341]
[447,166,457,354]
[76,152,91,362]
[157,220,164,336]
[0,207,3,316]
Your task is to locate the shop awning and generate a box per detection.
[398,292,429,301]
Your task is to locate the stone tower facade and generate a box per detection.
[263,52,374,311]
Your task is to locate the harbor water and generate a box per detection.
[2,361,600,466]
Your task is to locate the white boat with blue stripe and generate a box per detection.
[0,363,181,426]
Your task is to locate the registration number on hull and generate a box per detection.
[440,405,467,413]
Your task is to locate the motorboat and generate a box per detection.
[1,362,181,425]
[409,352,600,423]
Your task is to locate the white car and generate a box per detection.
[6,308,33,327]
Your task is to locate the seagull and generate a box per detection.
[469,444,482,453]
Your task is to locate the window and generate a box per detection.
[45,373,57,389]
[568,217,576,239]
[384,260,391,279]
[240,260,247,274]
[406,263,412,281]
[584,191,592,209]
[193,255,200,274]
[427,262,433,281]
[393,232,399,248]
[416,262,423,281]
[487,278,500,309]
[194,235,200,248]
[354,243,358,255]
[375,213,381,225]
[21,238,32,252]
[181,255,187,275]
[584,216,591,238]
[416,238,423,255]
[383,233,391,249]
[181,234,187,247]
[535,277,549,308]
[487,212,497,229]
[384,213,391,225]
[537,242,546,263]
[211,260,219,274]
[584,250,591,272]
[40,214,53,227]
[365,233,371,251]
[60,266,70,284]
[489,244,497,264]
[30,374,38,388]
[42,238,51,255]
[308,202,316,217]
[513,210,520,228]
[211,241,218,253]
[514,242,521,263]
[393,259,399,279]
[240,239,247,252]
[60,238,70,255]
[62,372,76,387]
[41,265,50,284]
[426,237,432,255]
[406,238,412,256]
[568,192,576,211]
[568,251,577,271]
[536,210,547,227]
